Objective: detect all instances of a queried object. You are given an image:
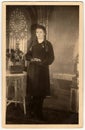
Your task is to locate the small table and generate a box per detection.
[6,71,27,115]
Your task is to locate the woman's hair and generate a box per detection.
[30,24,48,51]
[35,24,46,35]
[35,24,49,52]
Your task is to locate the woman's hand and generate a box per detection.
[31,58,41,62]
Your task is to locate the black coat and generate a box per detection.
[26,40,54,96]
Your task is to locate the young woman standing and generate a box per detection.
[25,24,54,120]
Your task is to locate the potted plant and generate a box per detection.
[6,48,25,74]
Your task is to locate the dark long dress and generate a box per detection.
[26,40,54,96]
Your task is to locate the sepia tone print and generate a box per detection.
[2,1,83,128]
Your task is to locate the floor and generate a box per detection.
[6,103,78,124]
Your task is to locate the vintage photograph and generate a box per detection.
[2,1,83,128]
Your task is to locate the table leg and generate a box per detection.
[23,98,26,115]
[21,77,26,115]
[14,80,17,106]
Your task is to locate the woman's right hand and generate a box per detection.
[31,58,41,62]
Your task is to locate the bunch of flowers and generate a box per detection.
[6,48,24,66]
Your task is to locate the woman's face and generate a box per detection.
[36,28,45,40]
